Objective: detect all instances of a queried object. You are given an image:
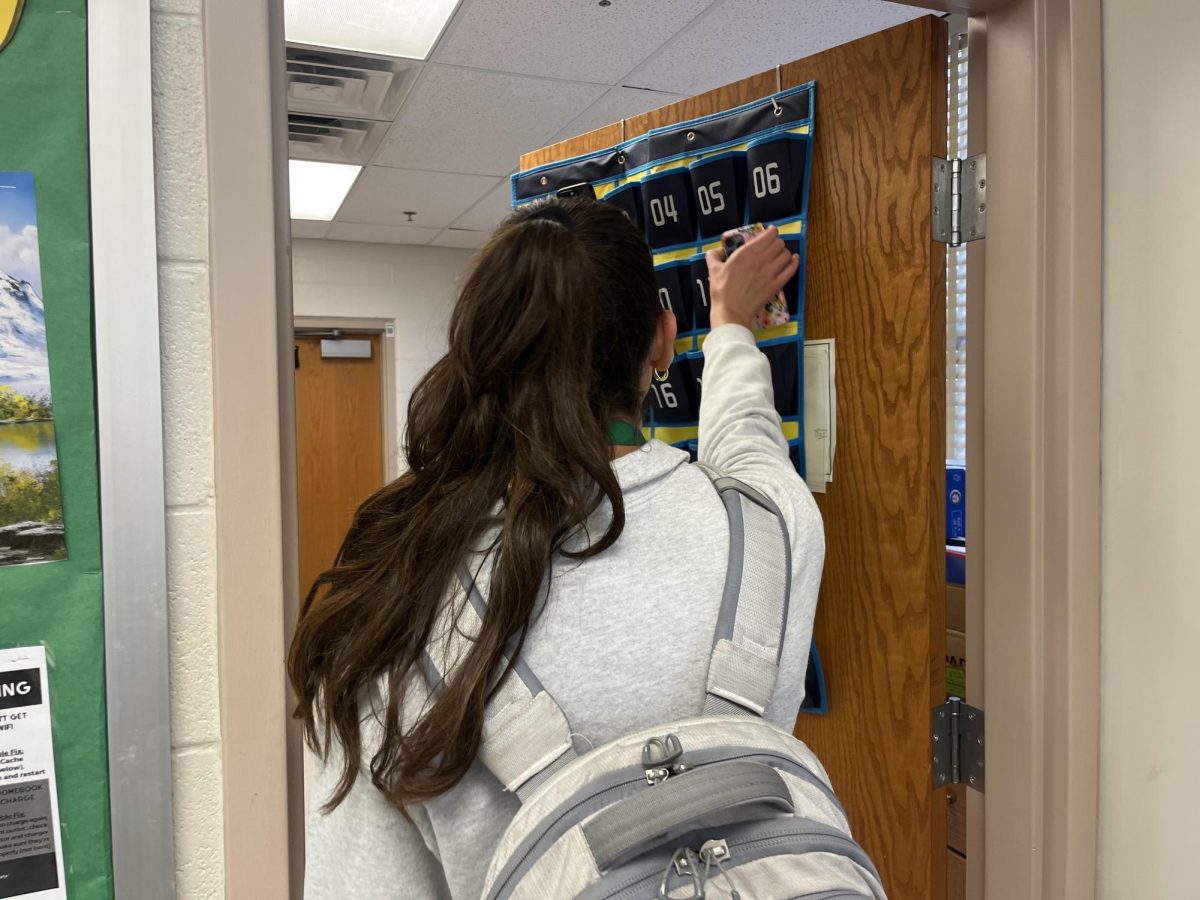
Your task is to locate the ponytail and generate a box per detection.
[288,198,660,811]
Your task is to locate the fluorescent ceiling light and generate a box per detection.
[289,160,362,221]
[285,0,461,60]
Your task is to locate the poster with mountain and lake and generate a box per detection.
[0,172,65,565]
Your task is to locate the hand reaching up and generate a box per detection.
[706,226,800,331]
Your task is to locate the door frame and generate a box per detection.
[293,316,400,482]
[201,0,1102,897]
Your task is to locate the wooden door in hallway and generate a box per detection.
[294,333,385,602]
[520,17,950,899]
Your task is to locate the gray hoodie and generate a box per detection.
[305,323,825,899]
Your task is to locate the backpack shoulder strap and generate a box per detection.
[703,475,792,717]
[421,563,576,802]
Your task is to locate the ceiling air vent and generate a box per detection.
[286,45,420,122]
[288,114,387,166]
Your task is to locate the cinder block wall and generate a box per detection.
[150,1,225,896]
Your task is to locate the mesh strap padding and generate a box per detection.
[704,477,792,716]
[705,638,778,715]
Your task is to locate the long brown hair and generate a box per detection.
[288,198,661,811]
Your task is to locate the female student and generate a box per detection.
[290,198,823,898]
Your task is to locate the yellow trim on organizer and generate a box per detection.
[776,218,805,237]
[592,179,620,200]
[696,319,799,351]
[651,425,699,445]
[780,420,800,442]
[754,320,800,342]
[674,336,696,355]
[695,141,750,161]
[646,124,810,174]
[646,157,698,177]
[654,246,700,267]
[641,426,653,441]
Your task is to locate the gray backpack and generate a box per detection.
[426,476,885,899]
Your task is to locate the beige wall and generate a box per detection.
[150,1,225,896]
[291,239,475,466]
[1099,0,1200,895]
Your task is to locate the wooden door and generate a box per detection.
[294,333,385,602]
[521,17,947,899]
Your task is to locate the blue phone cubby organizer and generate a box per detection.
[512,83,828,714]
[512,82,816,476]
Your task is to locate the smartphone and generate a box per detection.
[556,182,596,200]
[721,223,791,330]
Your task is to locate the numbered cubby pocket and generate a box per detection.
[654,261,693,337]
[648,356,698,425]
[641,167,697,249]
[688,152,746,238]
[689,253,712,331]
[779,231,807,321]
[603,181,643,230]
[761,339,800,418]
[746,134,808,223]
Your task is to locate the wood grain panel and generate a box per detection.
[519,17,947,899]
[519,123,624,170]
[295,334,384,603]
[625,72,779,138]
[785,20,947,899]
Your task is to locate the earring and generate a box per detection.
[653,369,670,382]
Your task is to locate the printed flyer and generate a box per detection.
[0,646,64,899]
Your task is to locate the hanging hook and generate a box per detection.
[776,63,783,92]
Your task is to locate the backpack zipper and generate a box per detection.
[599,825,874,900]
[488,747,837,900]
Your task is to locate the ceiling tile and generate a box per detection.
[627,1,929,96]
[450,179,514,232]
[550,86,688,144]
[370,65,607,176]
[326,222,442,245]
[336,165,497,229]
[431,229,490,249]
[290,219,330,239]
[432,0,715,85]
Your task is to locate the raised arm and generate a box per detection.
[698,226,808,511]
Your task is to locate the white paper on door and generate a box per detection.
[803,339,836,494]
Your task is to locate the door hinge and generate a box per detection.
[932,153,986,246]
[932,697,985,792]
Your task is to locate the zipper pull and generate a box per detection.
[699,840,740,900]
[643,734,685,784]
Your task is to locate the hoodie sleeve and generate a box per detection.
[697,323,825,725]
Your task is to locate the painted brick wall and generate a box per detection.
[150,1,225,896]
[291,239,475,469]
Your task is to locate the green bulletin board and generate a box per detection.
[0,2,114,896]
